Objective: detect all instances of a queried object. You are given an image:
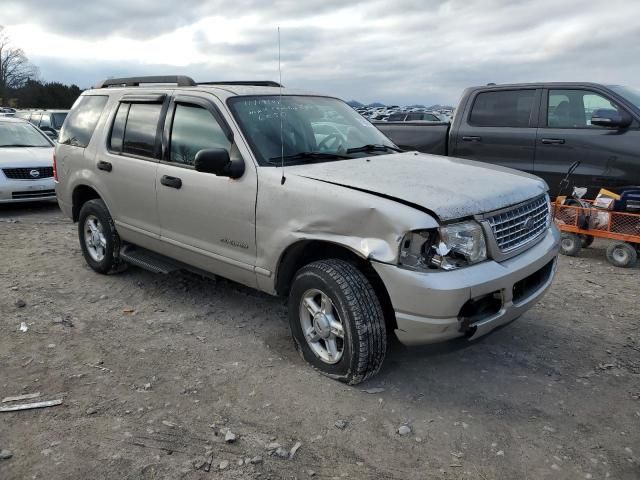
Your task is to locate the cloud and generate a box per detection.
[5,0,640,104]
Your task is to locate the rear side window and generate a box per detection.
[108,103,130,152]
[59,95,108,147]
[469,90,535,127]
[122,103,162,158]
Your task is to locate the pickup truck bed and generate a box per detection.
[373,121,450,155]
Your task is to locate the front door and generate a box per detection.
[155,94,258,287]
[536,88,639,197]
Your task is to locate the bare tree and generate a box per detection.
[0,26,38,101]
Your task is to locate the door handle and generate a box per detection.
[96,160,112,172]
[540,138,565,145]
[462,136,482,142]
[160,175,182,189]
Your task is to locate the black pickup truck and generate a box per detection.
[376,83,640,197]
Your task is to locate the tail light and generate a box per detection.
[53,153,58,181]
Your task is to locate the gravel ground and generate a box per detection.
[1,202,639,480]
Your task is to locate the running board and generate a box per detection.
[119,245,180,274]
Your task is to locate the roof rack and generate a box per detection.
[95,76,283,89]
[96,76,197,88]
[199,81,282,87]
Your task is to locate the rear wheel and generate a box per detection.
[78,199,122,274]
[560,233,582,257]
[288,259,387,385]
[606,242,638,268]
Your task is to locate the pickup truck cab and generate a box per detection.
[55,76,559,384]
[377,83,640,197]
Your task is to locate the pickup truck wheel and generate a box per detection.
[606,242,637,268]
[288,259,387,385]
[559,233,581,257]
[78,199,122,274]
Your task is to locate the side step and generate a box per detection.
[119,245,181,274]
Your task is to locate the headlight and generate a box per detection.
[399,220,487,271]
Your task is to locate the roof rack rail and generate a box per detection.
[198,81,282,87]
[96,75,197,88]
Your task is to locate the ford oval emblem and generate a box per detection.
[522,216,535,231]
[29,169,40,178]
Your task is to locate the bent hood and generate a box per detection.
[0,147,54,168]
[287,152,547,221]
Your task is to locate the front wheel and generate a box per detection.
[78,199,122,274]
[560,233,582,257]
[288,259,387,385]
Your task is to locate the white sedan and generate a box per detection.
[0,117,56,203]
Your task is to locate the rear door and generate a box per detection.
[155,93,258,287]
[453,88,540,174]
[98,94,165,239]
[535,88,639,197]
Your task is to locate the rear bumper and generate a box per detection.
[0,176,56,203]
[373,226,560,346]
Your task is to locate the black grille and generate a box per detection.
[3,167,53,180]
[11,189,56,199]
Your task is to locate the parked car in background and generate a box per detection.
[0,107,17,117]
[377,83,640,197]
[15,109,69,140]
[0,117,56,203]
[56,75,558,384]
[387,111,442,122]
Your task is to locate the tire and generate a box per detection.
[605,242,638,268]
[78,199,122,274]
[288,259,387,385]
[581,235,595,249]
[560,233,582,257]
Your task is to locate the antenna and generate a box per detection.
[278,27,286,185]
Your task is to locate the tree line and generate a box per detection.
[0,26,82,109]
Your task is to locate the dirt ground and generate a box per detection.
[1,202,639,480]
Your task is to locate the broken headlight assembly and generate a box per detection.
[399,221,487,271]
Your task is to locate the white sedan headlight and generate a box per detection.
[399,221,487,271]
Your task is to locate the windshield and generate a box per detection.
[0,122,52,147]
[52,112,68,129]
[608,85,640,109]
[228,96,397,165]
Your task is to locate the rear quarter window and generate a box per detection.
[59,95,108,147]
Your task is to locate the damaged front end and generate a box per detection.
[398,220,487,271]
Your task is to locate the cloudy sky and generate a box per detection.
[2,0,640,105]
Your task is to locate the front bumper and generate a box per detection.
[373,226,560,346]
[0,176,56,203]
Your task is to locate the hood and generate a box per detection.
[0,147,54,168]
[286,152,547,221]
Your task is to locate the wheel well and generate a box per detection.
[275,240,397,330]
[72,185,101,222]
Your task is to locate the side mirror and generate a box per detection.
[194,148,245,179]
[591,108,632,129]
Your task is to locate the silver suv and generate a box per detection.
[55,76,559,384]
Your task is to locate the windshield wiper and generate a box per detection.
[0,144,37,148]
[268,151,352,165]
[346,144,404,154]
